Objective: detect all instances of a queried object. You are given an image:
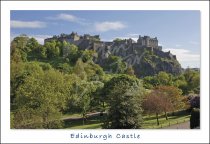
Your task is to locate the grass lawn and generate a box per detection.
[67,122,103,129]
[63,111,190,129]
[142,114,190,129]
[63,114,103,129]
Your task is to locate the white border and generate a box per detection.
[1,1,209,143]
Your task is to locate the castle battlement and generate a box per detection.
[44,33,160,49]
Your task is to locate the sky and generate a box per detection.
[11,10,200,68]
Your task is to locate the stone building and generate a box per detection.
[69,32,80,41]
[137,35,158,48]
[44,32,100,45]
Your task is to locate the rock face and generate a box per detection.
[45,32,182,77]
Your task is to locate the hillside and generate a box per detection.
[45,32,182,77]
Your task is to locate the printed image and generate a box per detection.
[10,11,200,129]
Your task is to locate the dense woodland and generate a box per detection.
[10,35,200,129]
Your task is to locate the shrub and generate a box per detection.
[190,96,200,108]
[190,108,200,129]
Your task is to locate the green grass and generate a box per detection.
[142,114,190,129]
[69,122,103,129]
[62,111,190,129]
[63,114,103,129]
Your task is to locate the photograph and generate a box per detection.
[10,10,201,130]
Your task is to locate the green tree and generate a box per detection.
[38,62,53,71]
[73,59,104,81]
[73,59,87,80]
[183,68,200,94]
[156,71,172,86]
[102,74,145,129]
[104,55,126,74]
[89,81,105,112]
[26,38,45,60]
[143,76,157,89]
[62,74,81,113]
[63,41,80,64]
[113,38,123,42]
[172,74,188,95]
[57,63,72,73]
[143,72,174,89]
[11,35,30,62]
[64,75,102,125]
[76,81,97,125]
[11,34,29,52]
[26,37,40,51]
[12,67,67,128]
[84,61,104,81]
[44,40,60,59]
[81,50,96,63]
[10,61,44,109]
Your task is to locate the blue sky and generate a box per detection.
[11,10,200,68]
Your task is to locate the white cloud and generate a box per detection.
[30,35,52,44]
[163,48,200,62]
[47,13,89,26]
[94,21,126,32]
[131,38,138,42]
[163,48,200,68]
[52,13,78,22]
[11,20,46,28]
[11,33,51,44]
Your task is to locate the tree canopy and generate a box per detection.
[102,74,145,129]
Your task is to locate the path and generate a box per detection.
[163,121,190,129]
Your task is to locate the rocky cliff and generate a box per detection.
[90,40,182,77]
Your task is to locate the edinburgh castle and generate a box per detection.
[44,32,180,77]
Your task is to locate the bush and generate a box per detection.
[190,108,200,129]
[190,96,200,108]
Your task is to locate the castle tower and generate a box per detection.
[145,36,150,47]
[137,35,142,44]
[70,32,80,41]
[137,35,159,48]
